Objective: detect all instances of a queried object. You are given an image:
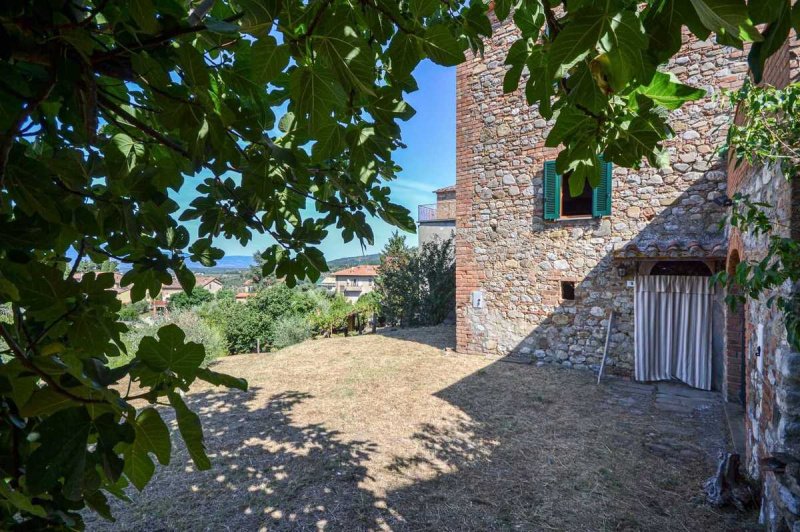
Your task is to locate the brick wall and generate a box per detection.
[455,19,747,373]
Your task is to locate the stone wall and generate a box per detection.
[455,19,747,374]
[725,38,800,531]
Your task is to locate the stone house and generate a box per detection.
[455,15,800,528]
[455,20,744,378]
[418,185,457,246]
[332,265,378,303]
[158,275,223,300]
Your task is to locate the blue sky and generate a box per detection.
[177,60,457,262]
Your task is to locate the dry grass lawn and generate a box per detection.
[87,326,757,531]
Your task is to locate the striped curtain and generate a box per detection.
[634,275,714,390]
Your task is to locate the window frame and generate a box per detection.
[543,158,612,221]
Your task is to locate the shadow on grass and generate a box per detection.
[88,387,391,531]
[88,348,754,531]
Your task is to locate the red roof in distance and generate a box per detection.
[333,265,379,277]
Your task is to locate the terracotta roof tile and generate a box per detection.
[613,238,727,259]
[333,265,379,277]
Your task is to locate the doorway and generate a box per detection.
[634,261,714,390]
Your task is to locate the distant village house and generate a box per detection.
[332,265,378,303]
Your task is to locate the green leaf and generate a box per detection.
[196,367,248,391]
[514,3,545,37]
[177,44,210,88]
[85,490,113,520]
[174,263,196,294]
[599,10,650,91]
[422,25,466,66]
[503,64,524,93]
[123,445,155,491]
[0,479,47,518]
[409,0,439,18]
[388,32,422,77]
[568,63,608,114]
[634,71,706,110]
[135,408,171,465]
[289,67,346,128]
[793,1,800,36]
[205,18,241,34]
[749,0,789,23]
[137,324,205,377]
[548,8,608,78]
[112,133,136,158]
[545,106,595,148]
[250,36,290,85]
[20,386,78,417]
[688,0,763,42]
[311,119,345,162]
[747,6,791,83]
[494,0,513,20]
[27,407,91,495]
[169,392,211,470]
[130,0,158,33]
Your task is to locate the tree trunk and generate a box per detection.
[704,453,754,511]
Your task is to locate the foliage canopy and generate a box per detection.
[0,0,796,527]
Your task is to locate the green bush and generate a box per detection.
[208,284,336,353]
[118,300,149,321]
[215,288,236,301]
[309,294,353,335]
[272,314,313,349]
[168,287,214,310]
[200,298,262,354]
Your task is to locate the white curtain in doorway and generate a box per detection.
[635,275,714,390]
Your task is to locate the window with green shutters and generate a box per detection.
[543,158,612,220]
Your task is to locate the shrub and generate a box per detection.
[168,287,214,310]
[310,294,353,335]
[215,288,236,301]
[118,300,149,321]
[200,298,262,354]
[272,315,313,349]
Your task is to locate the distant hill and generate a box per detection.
[326,253,380,272]
[187,255,254,271]
[92,253,381,275]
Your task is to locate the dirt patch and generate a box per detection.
[86,326,757,531]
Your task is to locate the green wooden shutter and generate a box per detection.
[543,160,560,220]
[592,157,612,217]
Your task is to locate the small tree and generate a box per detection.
[417,239,456,325]
[355,291,382,333]
[376,232,417,326]
[376,235,454,327]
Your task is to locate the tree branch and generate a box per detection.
[97,93,190,157]
[0,324,105,405]
[69,239,87,279]
[0,77,56,182]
